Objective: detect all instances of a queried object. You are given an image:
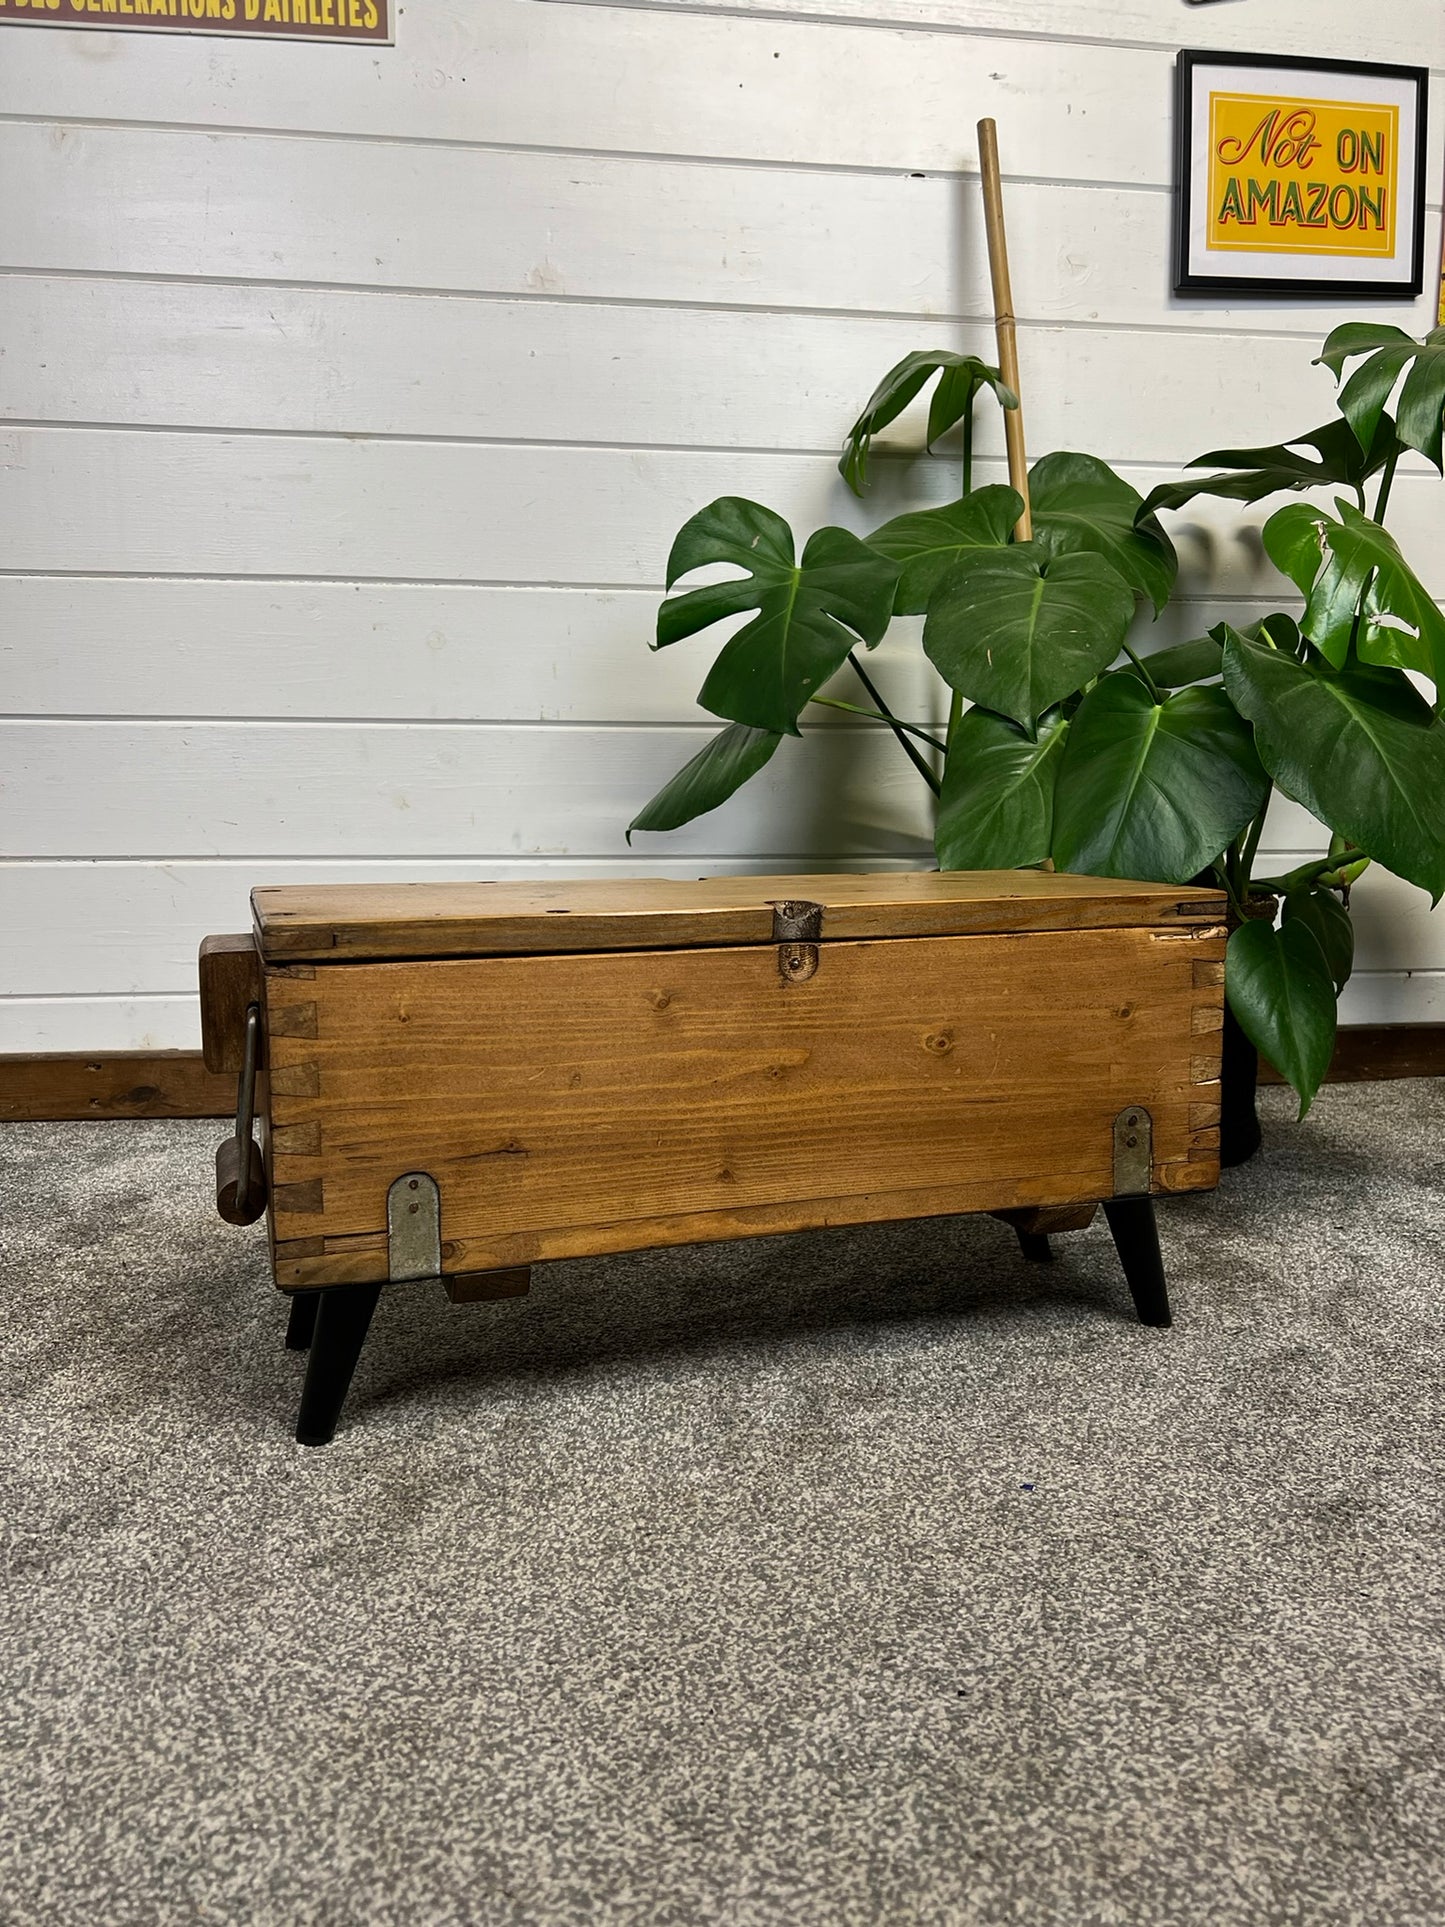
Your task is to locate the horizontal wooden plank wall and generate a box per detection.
[0,0,1436,176]
[25,277,1445,457]
[640,0,1434,60]
[1,0,1443,1053]
[7,432,1445,591]
[5,121,1442,336]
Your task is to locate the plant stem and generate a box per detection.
[947,398,969,758]
[1120,641,1162,704]
[946,688,963,756]
[1251,851,1359,896]
[1373,445,1401,525]
[1238,781,1273,887]
[1210,861,1250,923]
[848,651,942,797]
[809,694,946,751]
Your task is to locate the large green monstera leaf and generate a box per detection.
[656,497,900,737]
[935,705,1068,871]
[1137,415,1395,519]
[1051,675,1269,883]
[1028,453,1177,613]
[1319,323,1445,469]
[1262,498,1445,692]
[1222,625,1445,903]
[838,351,1016,494]
[867,486,1021,615]
[923,546,1134,727]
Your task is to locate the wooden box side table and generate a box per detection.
[201,871,1227,1443]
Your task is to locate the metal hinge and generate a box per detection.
[388,1171,442,1281]
[1112,1107,1154,1196]
[772,898,823,984]
[386,1170,533,1303]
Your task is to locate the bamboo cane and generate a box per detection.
[977,118,1032,541]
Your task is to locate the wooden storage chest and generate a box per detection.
[201,871,1227,1443]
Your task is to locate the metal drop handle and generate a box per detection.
[215,1003,268,1226]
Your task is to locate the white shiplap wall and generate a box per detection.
[1,0,1443,1049]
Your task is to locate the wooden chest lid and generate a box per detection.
[252,872,1225,961]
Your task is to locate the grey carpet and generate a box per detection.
[2,1083,1443,1927]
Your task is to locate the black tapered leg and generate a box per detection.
[285,1289,321,1352]
[1102,1196,1171,1328]
[1015,1229,1053,1264]
[295,1283,383,1446]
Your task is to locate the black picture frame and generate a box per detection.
[1174,49,1429,298]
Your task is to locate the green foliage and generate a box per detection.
[1283,888,1354,994]
[868,486,1022,615]
[838,351,1016,495]
[1318,322,1445,470]
[1051,677,1267,884]
[935,706,1067,870]
[1029,453,1176,613]
[657,497,900,737]
[1262,498,1445,689]
[1222,626,1445,904]
[632,323,1445,1128]
[1135,634,1223,688]
[628,722,781,840]
[1226,918,1337,1119]
[923,547,1134,727]
[1137,415,1394,519]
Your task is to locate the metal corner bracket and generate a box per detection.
[1112,1107,1154,1196]
[387,1171,442,1282]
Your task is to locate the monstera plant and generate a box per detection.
[629,326,1445,1128]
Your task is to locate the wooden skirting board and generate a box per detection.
[1256,1026,1445,1086]
[1,1052,236,1122]
[2,1027,1444,1121]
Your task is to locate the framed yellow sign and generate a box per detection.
[1175,51,1428,297]
[0,0,390,43]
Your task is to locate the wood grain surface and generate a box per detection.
[253,872,1224,960]
[0,1052,236,1121]
[263,923,1225,1280]
[198,933,262,1074]
[4,1021,1434,1125]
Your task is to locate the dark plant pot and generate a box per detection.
[1219,1001,1262,1168]
[1187,873,1274,1171]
